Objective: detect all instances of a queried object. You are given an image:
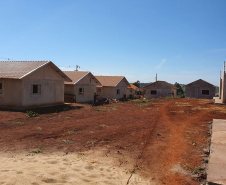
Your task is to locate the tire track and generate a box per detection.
[126,100,171,185]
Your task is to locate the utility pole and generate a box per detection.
[155,73,157,82]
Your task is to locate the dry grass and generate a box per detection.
[174,102,192,107]
[170,110,185,114]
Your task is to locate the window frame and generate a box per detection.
[78,88,84,95]
[151,90,157,95]
[117,89,120,95]
[202,90,209,95]
[0,82,2,94]
[32,84,41,94]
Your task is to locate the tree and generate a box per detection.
[133,80,140,88]
[174,82,184,97]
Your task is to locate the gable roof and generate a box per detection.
[64,71,101,85]
[128,83,139,90]
[185,79,215,87]
[0,61,71,82]
[143,81,178,89]
[95,76,130,87]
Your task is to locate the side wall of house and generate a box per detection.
[126,88,135,98]
[64,85,74,95]
[99,80,128,99]
[74,74,97,103]
[0,79,22,107]
[21,65,65,107]
[115,80,128,99]
[145,82,175,99]
[185,81,215,99]
[99,87,115,99]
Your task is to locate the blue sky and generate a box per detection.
[0,0,226,85]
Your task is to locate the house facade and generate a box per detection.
[0,61,71,108]
[95,76,130,99]
[144,81,177,99]
[127,84,138,99]
[185,79,215,99]
[64,71,101,103]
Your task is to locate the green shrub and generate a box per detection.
[25,110,39,118]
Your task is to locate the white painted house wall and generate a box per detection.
[100,80,128,99]
[0,64,65,108]
[65,73,99,103]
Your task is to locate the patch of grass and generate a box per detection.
[36,127,42,131]
[109,107,117,110]
[97,124,107,128]
[12,122,24,125]
[184,134,197,146]
[137,103,148,107]
[61,139,73,144]
[129,99,141,102]
[64,130,75,135]
[99,140,110,144]
[95,109,104,111]
[165,97,175,99]
[25,110,39,118]
[27,147,44,155]
[184,164,202,174]
[170,110,185,114]
[86,140,98,146]
[125,169,136,174]
[141,99,149,103]
[65,117,71,119]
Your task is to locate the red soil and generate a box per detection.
[1,98,226,184]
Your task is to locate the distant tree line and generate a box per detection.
[174,82,184,98]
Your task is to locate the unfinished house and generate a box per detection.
[127,84,139,99]
[95,76,130,99]
[214,62,226,103]
[0,61,71,108]
[185,79,215,99]
[143,81,177,99]
[64,71,101,103]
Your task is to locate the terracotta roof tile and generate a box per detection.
[95,76,130,87]
[64,71,99,85]
[129,83,139,90]
[143,81,178,89]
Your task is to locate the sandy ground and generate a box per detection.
[0,149,153,185]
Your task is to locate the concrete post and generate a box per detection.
[222,61,226,103]
[219,71,222,99]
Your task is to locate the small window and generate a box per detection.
[79,88,84,94]
[117,89,120,95]
[202,90,209,95]
[32,84,41,94]
[0,82,2,94]
[130,89,133,93]
[151,90,157,95]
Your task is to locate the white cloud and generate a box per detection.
[155,59,166,69]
